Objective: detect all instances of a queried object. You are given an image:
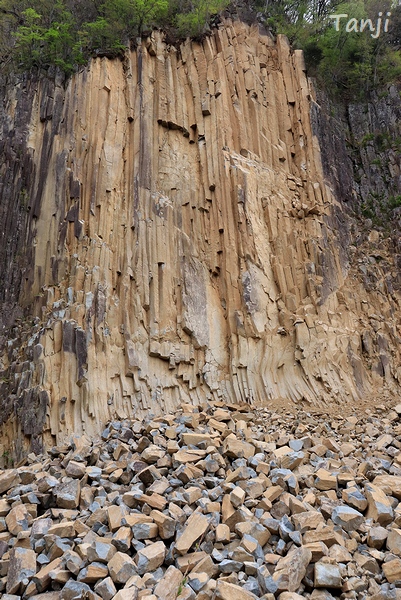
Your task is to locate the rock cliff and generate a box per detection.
[0,21,400,460]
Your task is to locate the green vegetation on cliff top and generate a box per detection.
[0,0,400,99]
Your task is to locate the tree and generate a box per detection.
[174,0,229,37]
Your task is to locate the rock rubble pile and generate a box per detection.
[2,401,401,600]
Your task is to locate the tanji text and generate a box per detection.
[329,12,391,37]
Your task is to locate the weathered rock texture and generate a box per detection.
[0,21,400,458]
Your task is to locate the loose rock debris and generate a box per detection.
[2,401,401,599]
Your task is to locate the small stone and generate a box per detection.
[87,540,117,563]
[141,444,165,463]
[136,540,166,575]
[387,528,401,556]
[112,526,132,552]
[272,546,312,592]
[65,460,86,479]
[64,550,83,576]
[60,580,93,600]
[182,487,202,504]
[47,521,76,538]
[314,562,342,588]
[230,487,246,508]
[6,547,36,594]
[175,512,209,555]
[55,479,81,509]
[223,435,255,459]
[367,526,388,549]
[77,561,109,583]
[153,565,183,600]
[94,576,117,600]
[303,542,329,562]
[342,487,368,512]
[33,558,63,593]
[215,580,258,600]
[365,482,394,526]
[292,511,325,533]
[107,505,126,532]
[132,522,159,539]
[314,469,337,491]
[0,470,21,494]
[331,506,364,532]
[108,551,137,584]
[383,558,401,583]
[328,544,352,563]
[113,590,138,600]
[187,571,209,591]
[373,475,401,500]
[5,504,33,535]
[215,523,231,543]
[182,433,212,446]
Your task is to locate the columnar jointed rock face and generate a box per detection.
[0,21,400,457]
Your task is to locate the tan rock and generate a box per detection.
[112,526,132,552]
[108,551,137,584]
[365,482,394,526]
[354,551,380,574]
[33,558,63,593]
[47,521,76,538]
[342,487,368,511]
[263,486,283,502]
[272,547,312,592]
[107,504,126,532]
[328,544,353,563]
[383,558,401,583]
[181,433,212,446]
[77,562,108,583]
[387,528,401,556]
[367,526,388,549]
[230,486,246,508]
[153,565,183,600]
[303,526,342,548]
[0,470,21,494]
[182,486,202,504]
[113,589,138,600]
[303,542,328,562]
[373,475,401,500]
[215,580,258,600]
[0,498,11,517]
[150,510,176,539]
[141,444,166,463]
[292,511,325,533]
[176,551,208,573]
[173,450,205,464]
[136,493,167,511]
[55,479,80,509]
[5,504,33,535]
[65,460,86,479]
[223,436,255,460]
[314,562,342,588]
[49,567,70,585]
[331,506,364,532]
[215,523,231,543]
[175,511,209,555]
[6,547,36,594]
[136,541,166,575]
[314,469,337,491]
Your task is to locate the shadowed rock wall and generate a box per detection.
[0,21,400,459]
